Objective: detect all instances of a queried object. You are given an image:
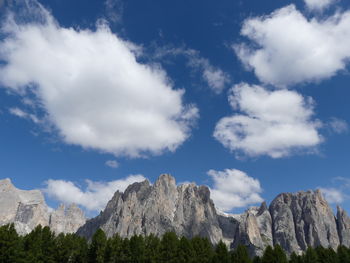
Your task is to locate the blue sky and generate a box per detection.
[1,0,350,216]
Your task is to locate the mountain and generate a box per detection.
[1,175,349,256]
[77,174,223,244]
[77,174,350,256]
[0,178,86,235]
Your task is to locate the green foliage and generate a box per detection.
[289,252,302,263]
[55,233,88,263]
[212,240,230,263]
[252,256,262,263]
[0,224,24,263]
[273,244,288,263]
[160,231,179,263]
[262,246,275,263]
[232,244,252,263]
[104,234,122,263]
[144,234,161,263]
[2,225,350,263]
[191,236,214,263]
[314,246,337,263]
[177,236,195,263]
[129,235,146,263]
[337,245,350,263]
[88,228,107,263]
[23,225,56,263]
[303,246,319,263]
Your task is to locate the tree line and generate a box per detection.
[0,224,350,263]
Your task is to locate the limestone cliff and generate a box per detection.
[0,178,85,235]
[77,175,350,256]
[2,175,350,257]
[77,174,223,243]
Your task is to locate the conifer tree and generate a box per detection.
[191,236,214,263]
[120,238,132,263]
[129,235,146,263]
[23,225,56,263]
[55,233,88,263]
[315,246,337,263]
[274,245,288,263]
[0,224,24,263]
[104,234,122,263]
[261,246,275,263]
[160,232,179,263]
[252,256,262,263]
[232,244,252,263]
[289,252,302,263]
[212,240,230,263]
[177,236,195,263]
[337,245,350,263]
[303,246,319,263]
[144,234,161,263]
[88,228,107,263]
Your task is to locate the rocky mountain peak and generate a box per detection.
[0,178,14,191]
[269,189,340,255]
[0,178,86,235]
[1,175,350,258]
[337,205,350,247]
[77,174,223,243]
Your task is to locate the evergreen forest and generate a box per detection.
[0,224,350,263]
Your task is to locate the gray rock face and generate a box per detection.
[270,190,340,255]
[4,175,349,256]
[50,203,86,234]
[77,174,223,243]
[230,202,273,256]
[0,178,85,235]
[337,206,350,247]
[78,175,350,256]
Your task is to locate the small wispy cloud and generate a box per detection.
[152,46,230,94]
[105,160,119,168]
[318,176,350,204]
[319,187,345,204]
[104,0,123,23]
[9,107,40,123]
[328,118,348,134]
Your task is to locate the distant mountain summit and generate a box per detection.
[0,178,86,235]
[1,175,350,257]
[77,174,223,244]
[77,174,350,256]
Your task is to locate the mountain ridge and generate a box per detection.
[0,175,349,257]
[0,178,86,235]
[76,174,350,256]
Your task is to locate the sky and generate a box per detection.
[1,0,350,217]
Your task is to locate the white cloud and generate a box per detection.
[235,5,350,87]
[9,107,40,123]
[208,169,263,212]
[188,56,230,94]
[44,174,146,212]
[319,187,345,204]
[0,3,198,158]
[104,0,123,23]
[304,0,336,11]
[329,118,348,134]
[105,160,119,168]
[214,83,322,158]
[154,47,230,93]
